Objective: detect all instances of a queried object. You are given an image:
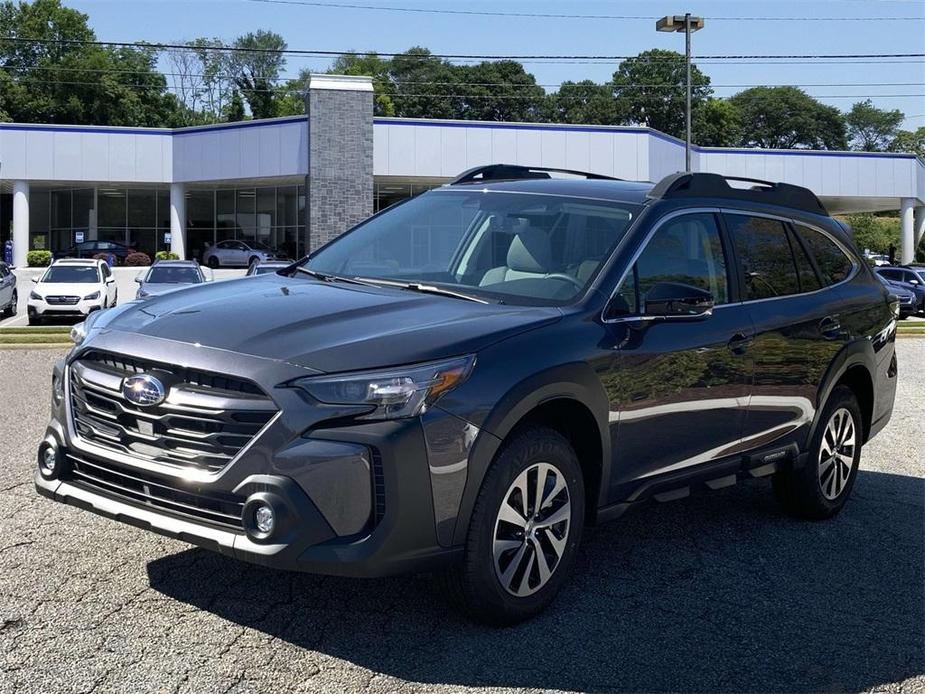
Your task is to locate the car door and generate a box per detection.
[727,214,848,454]
[602,211,754,498]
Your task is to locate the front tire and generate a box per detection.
[439,426,584,625]
[773,385,862,520]
[28,314,42,326]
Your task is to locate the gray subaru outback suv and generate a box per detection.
[36,166,897,624]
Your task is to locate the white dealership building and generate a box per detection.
[1,75,923,266]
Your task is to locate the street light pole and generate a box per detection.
[656,14,705,172]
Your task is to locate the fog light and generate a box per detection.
[254,504,275,534]
[40,446,57,477]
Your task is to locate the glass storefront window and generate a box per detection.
[98,189,126,229]
[73,189,93,231]
[186,190,215,262]
[236,189,257,242]
[127,189,156,228]
[216,189,235,242]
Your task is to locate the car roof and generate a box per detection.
[53,258,99,265]
[437,178,654,205]
[151,260,200,267]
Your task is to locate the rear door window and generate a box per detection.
[792,224,854,286]
[725,214,801,300]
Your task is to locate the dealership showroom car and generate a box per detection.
[201,239,289,268]
[36,166,898,625]
[27,258,117,325]
[135,260,208,300]
[53,239,136,263]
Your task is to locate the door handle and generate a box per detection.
[819,316,842,340]
[727,332,753,354]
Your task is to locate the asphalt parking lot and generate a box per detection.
[0,342,922,694]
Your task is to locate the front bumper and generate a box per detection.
[28,298,102,317]
[34,333,474,577]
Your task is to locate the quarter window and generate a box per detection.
[610,213,729,316]
[726,214,801,300]
[792,224,853,286]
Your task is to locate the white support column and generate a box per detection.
[914,205,924,250]
[169,183,186,260]
[900,198,915,264]
[12,181,29,268]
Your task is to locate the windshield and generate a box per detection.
[253,265,283,275]
[145,266,202,284]
[41,266,100,284]
[304,190,639,305]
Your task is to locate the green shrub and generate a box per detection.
[124,252,152,266]
[155,251,179,261]
[26,250,52,267]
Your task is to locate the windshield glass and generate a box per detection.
[41,266,100,284]
[145,266,202,284]
[305,190,639,305]
[253,265,283,275]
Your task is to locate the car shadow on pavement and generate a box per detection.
[148,470,924,693]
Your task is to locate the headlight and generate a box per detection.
[29,291,42,300]
[70,321,87,346]
[293,355,475,421]
[84,291,100,300]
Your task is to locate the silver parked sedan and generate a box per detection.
[135,260,208,300]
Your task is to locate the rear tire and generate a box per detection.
[438,426,584,625]
[2,291,15,317]
[207,256,219,269]
[773,385,862,520]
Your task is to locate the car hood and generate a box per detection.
[35,281,101,296]
[97,274,561,372]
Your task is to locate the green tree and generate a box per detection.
[889,127,925,159]
[389,47,463,120]
[229,30,286,119]
[611,49,711,138]
[544,80,619,125]
[0,0,183,126]
[693,98,741,147]
[224,90,246,121]
[328,52,395,115]
[455,60,545,122]
[840,213,900,255]
[730,86,847,150]
[846,99,904,151]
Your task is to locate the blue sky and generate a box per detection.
[69,0,925,128]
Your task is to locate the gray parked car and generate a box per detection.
[135,260,207,300]
[874,266,925,312]
[202,240,288,269]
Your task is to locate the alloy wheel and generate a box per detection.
[818,407,856,501]
[492,462,571,597]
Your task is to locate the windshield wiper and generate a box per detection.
[355,278,489,304]
[294,267,377,286]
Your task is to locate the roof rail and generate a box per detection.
[648,172,828,216]
[449,164,620,185]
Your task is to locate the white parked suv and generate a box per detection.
[27,259,117,325]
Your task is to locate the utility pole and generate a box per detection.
[657,14,705,172]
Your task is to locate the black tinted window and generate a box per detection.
[790,231,821,292]
[793,225,853,286]
[611,213,728,316]
[726,214,800,300]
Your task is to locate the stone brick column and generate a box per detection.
[305,74,374,254]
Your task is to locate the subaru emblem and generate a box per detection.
[122,374,167,407]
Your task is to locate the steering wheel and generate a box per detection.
[544,273,584,290]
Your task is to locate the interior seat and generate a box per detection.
[480,228,553,286]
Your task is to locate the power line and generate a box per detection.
[1,37,922,61]
[241,0,925,21]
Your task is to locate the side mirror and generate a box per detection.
[105,277,115,284]
[134,276,142,283]
[643,281,714,320]
[31,276,39,283]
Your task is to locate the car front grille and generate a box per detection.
[46,295,80,305]
[68,351,277,472]
[66,451,244,530]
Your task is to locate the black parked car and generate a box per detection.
[36,166,898,624]
[54,240,136,263]
[875,266,925,311]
